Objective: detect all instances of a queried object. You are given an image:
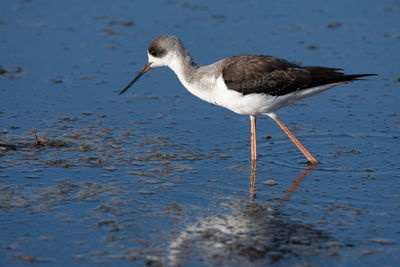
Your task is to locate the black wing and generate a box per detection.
[221,55,375,96]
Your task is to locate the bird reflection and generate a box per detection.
[167,196,331,266]
[282,166,315,200]
[249,160,315,202]
[250,160,257,201]
[166,163,333,266]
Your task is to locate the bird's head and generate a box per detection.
[119,35,184,95]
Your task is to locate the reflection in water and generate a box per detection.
[166,166,333,266]
[250,160,257,201]
[282,166,315,200]
[249,161,315,203]
[250,169,256,201]
[166,201,331,266]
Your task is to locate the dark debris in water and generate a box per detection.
[0,66,23,79]
[0,117,216,171]
[0,180,119,213]
[51,79,63,84]
[327,22,342,29]
[330,149,361,157]
[0,132,70,152]
[10,255,49,263]
[108,20,134,27]
[306,44,318,50]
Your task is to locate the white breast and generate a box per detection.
[180,74,277,115]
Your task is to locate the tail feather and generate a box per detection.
[342,73,377,81]
[303,66,377,88]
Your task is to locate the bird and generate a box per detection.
[119,35,375,166]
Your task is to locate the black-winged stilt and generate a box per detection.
[120,35,375,166]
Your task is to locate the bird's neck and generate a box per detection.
[168,52,198,85]
[168,54,219,104]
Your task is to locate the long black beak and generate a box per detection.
[119,62,152,95]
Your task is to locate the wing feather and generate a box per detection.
[221,55,374,96]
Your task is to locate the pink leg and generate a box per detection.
[268,113,319,165]
[250,115,257,165]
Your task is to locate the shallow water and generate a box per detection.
[1,0,400,266]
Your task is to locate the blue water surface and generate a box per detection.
[1,0,399,266]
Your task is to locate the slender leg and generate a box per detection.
[250,115,257,164]
[250,116,257,199]
[268,113,319,165]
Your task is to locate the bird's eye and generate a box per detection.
[148,47,166,58]
[149,49,160,57]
